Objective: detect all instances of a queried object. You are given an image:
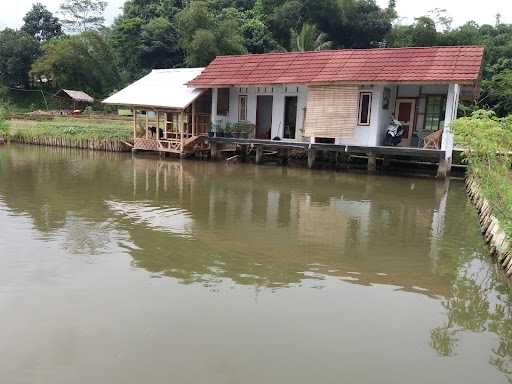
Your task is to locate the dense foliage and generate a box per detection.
[453,110,512,236]
[1,0,512,114]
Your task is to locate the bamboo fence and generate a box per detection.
[466,176,512,278]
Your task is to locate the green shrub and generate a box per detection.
[454,110,512,236]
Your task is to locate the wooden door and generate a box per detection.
[394,99,416,147]
[256,96,273,139]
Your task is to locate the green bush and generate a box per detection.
[454,110,512,236]
[0,107,9,137]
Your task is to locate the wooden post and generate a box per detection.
[145,111,149,139]
[132,109,137,140]
[367,151,377,172]
[156,111,160,140]
[240,145,248,162]
[307,149,316,169]
[210,141,218,160]
[279,148,289,166]
[255,145,264,164]
[179,111,184,152]
[437,158,450,178]
[192,101,196,137]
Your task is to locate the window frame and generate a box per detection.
[424,95,446,132]
[238,94,248,122]
[358,92,372,126]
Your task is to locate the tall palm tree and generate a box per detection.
[290,23,332,52]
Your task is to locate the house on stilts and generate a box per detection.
[104,45,484,175]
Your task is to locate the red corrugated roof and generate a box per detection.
[188,46,484,86]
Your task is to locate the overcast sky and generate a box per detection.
[0,0,510,30]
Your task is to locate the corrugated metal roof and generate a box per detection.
[103,68,205,109]
[188,46,484,86]
[56,89,94,103]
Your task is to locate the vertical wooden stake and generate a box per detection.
[132,109,137,141]
[367,151,377,172]
[255,145,264,164]
[192,101,196,137]
[307,149,316,169]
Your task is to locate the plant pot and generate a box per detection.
[216,132,224,138]
[208,131,214,138]
[232,132,240,138]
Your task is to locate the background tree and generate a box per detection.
[31,32,119,97]
[0,29,40,88]
[59,0,107,33]
[290,23,332,52]
[177,1,247,66]
[21,3,63,42]
[110,0,184,82]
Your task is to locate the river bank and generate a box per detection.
[454,111,512,280]
[4,117,132,152]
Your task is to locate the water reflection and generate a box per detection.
[1,145,511,383]
[0,145,484,294]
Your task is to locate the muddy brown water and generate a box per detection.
[0,144,511,384]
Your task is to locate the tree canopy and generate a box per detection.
[21,3,63,42]
[1,0,512,116]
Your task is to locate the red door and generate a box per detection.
[395,99,416,147]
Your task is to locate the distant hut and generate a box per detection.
[54,89,94,113]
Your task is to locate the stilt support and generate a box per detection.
[437,158,451,178]
[255,145,264,164]
[210,141,219,160]
[279,148,289,166]
[307,149,316,169]
[367,151,377,172]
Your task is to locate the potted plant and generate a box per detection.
[231,122,241,138]
[208,122,216,138]
[239,121,252,139]
[224,122,233,138]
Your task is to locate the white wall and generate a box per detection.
[212,83,456,148]
[335,85,385,147]
[226,85,308,140]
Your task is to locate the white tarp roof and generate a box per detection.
[103,68,205,110]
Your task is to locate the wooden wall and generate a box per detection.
[304,85,359,139]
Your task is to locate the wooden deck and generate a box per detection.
[207,137,449,176]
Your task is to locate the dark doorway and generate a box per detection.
[256,95,273,139]
[283,96,298,139]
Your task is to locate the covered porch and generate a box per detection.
[103,68,211,156]
[131,91,211,154]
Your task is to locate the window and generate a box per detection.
[358,92,372,125]
[424,95,446,131]
[238,95,248,121]
[217,88,230,116]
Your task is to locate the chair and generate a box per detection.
[423,129,443,149]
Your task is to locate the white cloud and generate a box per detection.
[0,0,510,31]
[0,0,126,30]
[377,0,512,27]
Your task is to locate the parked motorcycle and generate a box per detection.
[384,119,404,146]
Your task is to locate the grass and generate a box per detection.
[453,110,512,237]
[9,117,132,141]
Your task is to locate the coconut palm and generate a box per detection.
[290,23,332,52]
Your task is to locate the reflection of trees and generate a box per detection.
[431,259,512,381]
[0,145,492,296]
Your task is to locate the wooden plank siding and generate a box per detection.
[304,85,360,139]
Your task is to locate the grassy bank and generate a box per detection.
[9,118,131,141]
[3,117,132,152]
[454,110,512,237]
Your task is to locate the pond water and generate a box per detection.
[0,144,511,384]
